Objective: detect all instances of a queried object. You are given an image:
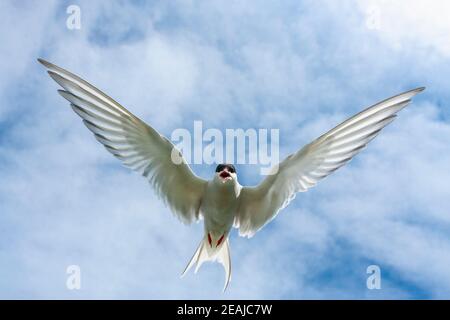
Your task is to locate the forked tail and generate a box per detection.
[181,235,231,291]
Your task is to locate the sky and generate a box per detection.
[1,0,450,299]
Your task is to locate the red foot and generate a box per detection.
[216,234,225,247]
[207,233,212,247]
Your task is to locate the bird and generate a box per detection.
[38,58,424,291]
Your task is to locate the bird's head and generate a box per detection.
[214,164,237,184]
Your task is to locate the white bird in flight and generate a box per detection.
[38,58,424,290]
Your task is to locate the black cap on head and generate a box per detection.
[215,164,236,174]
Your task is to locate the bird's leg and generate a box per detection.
[207,233,212,247]
[216,234,225,247]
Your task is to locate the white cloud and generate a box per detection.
[0,0,57,119]
[360,0,450,57]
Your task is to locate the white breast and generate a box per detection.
[201,179,241,238]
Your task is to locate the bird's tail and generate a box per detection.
[181,234,231,291]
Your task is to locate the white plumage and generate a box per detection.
[39,58,424,290]
[235,88,423,237]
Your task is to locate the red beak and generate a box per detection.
[219,171,231,179]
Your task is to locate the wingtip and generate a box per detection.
[415,86,426,93]
[47,70,64,83]
[400,86,425,99]
[57,89,68,98]
[37,58,51,68]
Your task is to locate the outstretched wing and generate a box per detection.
[39,58,207,224]
[235,87,425,237]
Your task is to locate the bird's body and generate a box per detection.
[202,177,239,241]
[38,58,424,291]
[183,164,241,290]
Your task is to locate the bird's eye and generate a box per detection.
[215,165,225,173]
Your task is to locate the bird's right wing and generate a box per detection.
[235,87,424,237]
[39,59,207,224]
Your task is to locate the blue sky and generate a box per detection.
[1,0,450,299]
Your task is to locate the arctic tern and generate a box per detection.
[38,58,424,290]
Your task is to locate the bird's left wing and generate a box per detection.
[39,59,207,224]
[235,87,424,237]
